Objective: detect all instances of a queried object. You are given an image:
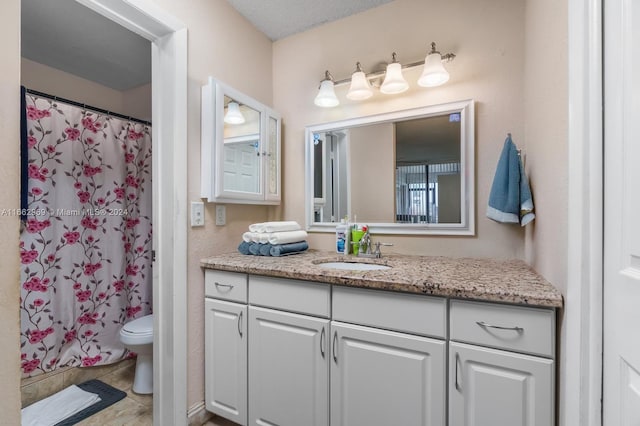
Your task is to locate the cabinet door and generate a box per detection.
[204,299,247,425]
[449,341,554,426]
[249,306,329,426]
[330,321,446,426]
[263,109,281,202]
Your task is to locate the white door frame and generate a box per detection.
[564,0,603,425]
[75,1,188,425]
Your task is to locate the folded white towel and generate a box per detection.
[249,221,301,233]
[243,232,271,244]
[21,384,101,426]
[262,221,301,233]
[268,230,308,245]
[248,223,264,232]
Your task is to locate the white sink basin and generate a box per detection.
[318,262,391,271]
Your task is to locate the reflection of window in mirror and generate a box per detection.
[395,114,461,224]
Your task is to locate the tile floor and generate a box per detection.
[22,360,242,425]
[21,361,152,426]
[74,362,153,425]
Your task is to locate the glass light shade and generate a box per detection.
[346,70,373,100]
[314,79,340,107]
[380,62,409,94]
[224,102,245,124]
[418,52,450,87]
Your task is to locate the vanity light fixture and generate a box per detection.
[380,53,409,94]
[314,70,340,107]
[346,62,373,100]
[224,101,245,124]
[314,42,456,107]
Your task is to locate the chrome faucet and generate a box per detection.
[357,230,393,258]
[358,230,372,256]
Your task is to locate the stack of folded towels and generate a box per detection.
[238,221,309,256]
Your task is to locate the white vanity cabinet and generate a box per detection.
[248,276,331,426]
[331,286,447,426]
[203,268,558,426]
[204,270,248,425]
[201,77,281,205]
[448,300,556,426]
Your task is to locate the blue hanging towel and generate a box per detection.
[486,134,535,226]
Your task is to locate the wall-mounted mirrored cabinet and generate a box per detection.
[201,77,281,204]
[305,99,475,235]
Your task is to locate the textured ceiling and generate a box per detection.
[225,0,394,40]
[21,0,151,91]
[21,0,392,91]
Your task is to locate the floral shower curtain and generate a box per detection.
[20,92,152,377]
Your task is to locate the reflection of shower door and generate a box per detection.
[223,142,260,193]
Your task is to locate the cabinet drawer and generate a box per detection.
[449,300,555,358]
[332,286,447,338]
[249,275,330,318]
[204,270,247,303]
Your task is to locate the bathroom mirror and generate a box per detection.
[304,99,475,235]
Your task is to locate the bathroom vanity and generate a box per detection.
[200,251,562,426]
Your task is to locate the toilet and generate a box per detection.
[119,314,153,394]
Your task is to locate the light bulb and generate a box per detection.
[418,43,450,87]
[346,63,373,100]
[314,71,339,107]
[224,102,245,124]
[380,54,408,94]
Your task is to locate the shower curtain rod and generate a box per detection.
[24,87,152,126]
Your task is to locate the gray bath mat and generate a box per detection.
[54,379,127,426]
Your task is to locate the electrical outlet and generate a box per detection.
[191,201,205,227]
[215,205,226,226]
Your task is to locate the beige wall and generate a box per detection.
[439,173,462,223]
[523,0,568,292]
[148,0,275,410]
[349,124,395,222]
[0,0,23,422]
[274,0,527,258]
[122,84,152,122]
[1,0,570,420]
[21,58,152,121]
[523,0,568,419]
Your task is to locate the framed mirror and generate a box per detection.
[304,99,475,235]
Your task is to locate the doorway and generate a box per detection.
[26,1,187,424]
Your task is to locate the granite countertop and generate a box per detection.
[200,250,563,308]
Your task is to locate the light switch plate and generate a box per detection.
[191,201,205,227]
[215,205,226,226]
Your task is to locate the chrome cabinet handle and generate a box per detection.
[476,321,524,332]
[320,327,326,359]
[332,331,338,363]
[455,352,462,391]
[238,311,243,338]
[214,282,234,292]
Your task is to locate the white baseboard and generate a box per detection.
[187,401,213,426]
